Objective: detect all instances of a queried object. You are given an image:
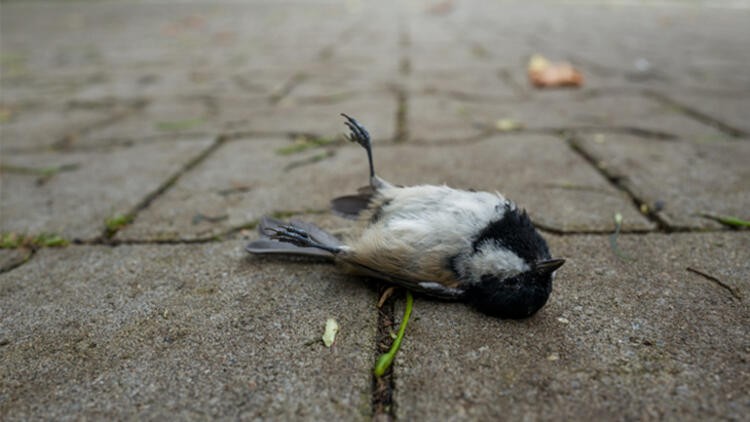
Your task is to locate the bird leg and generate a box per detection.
[341,113,375,180]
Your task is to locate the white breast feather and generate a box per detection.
[345,184,517,285]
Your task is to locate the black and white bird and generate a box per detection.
[246,114,565,318]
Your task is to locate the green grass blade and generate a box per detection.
[374,291,414,377]
[701,213,750,228]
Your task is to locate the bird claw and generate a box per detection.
[341,113,376,179]
[264,225,314,248]
[341,113,371,148]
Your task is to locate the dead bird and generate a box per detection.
[246,114,564,318]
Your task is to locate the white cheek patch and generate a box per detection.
[466,243,529,281]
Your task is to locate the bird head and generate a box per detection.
[465,258,565,318]
[463,204,565,318]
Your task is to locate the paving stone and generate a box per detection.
[72,68,217,103]
[120,133,651,241]
[409,66,522,100]
[0,70,100,105]
[71,62,311,106]
[574,133,750,229]
[77,99,216,147]
[3,0,749,419]
[394,232,749,421]
[226,66,305,99]
[0,2,352,88]
[218,93,397,139]
[654,90,750,136]
[408,24,532,82]
[0,242,376,420]
[307,11,401,85]
[0,103,130,151]
[0,139,213,241]
[410,92,731,142]
[408,95,489,141]
[286,64,400,100]
[496,3,750,93]
[374,135,653,232]
[117,138,368,241]
[0,249,31,273]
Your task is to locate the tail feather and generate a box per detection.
[245,216,341,259]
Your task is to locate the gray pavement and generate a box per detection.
[1,1,749,420]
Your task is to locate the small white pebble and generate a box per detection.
[547,353,560,361]
[557,317,570,324]
[634,58,651,72]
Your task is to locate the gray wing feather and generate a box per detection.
[343,261,466,300]
[245,239,335,259]
[331,194,372,218]
[330,185,377,218]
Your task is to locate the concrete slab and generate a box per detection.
[117,137,367,241]
[78,99,216,147]
[654,91,750,136]
[0,68,104,106]
[71,67,234,104]
[371,135,653,233]
[3,0,749,419]
[410,92,731,143]
[0,242,376,420]
[469,3,750,93]
[394,232,749,421]
[408,66,522,100]
[408,94,489,141]
[573,133,750,229]
[0,103,129,151]
[218,93,397,140]
[120,134,651,241]
[286,65,400,100]
[0,249,31,273]
[0,139,213,241]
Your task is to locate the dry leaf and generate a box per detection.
[528,54,583,88]
[426,0,455,15]
[495,118,524,131]
[322,318,339,347]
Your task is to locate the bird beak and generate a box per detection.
[535,258,566,274]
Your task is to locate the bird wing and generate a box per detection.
[339,260,466,300]
[331,194,372,219]
[330,185,376,218]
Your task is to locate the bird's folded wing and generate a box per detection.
[342,260,466,300]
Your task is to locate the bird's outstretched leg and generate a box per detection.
[341,113,375,180]
[263,224,342,254]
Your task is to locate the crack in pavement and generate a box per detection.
[0,249,35,274]
[644,90,748,138]
[268,73,308,105]
[50,101,148,151]
[372,284,397,421]
[686,266,743,301]
[566,134,672,231]
[100,135,230,240]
